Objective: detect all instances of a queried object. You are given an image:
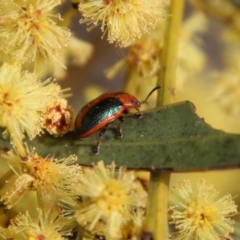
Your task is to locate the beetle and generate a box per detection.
[75,86,160,155]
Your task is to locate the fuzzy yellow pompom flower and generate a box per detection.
[42,98,74,136]
[78,0,168,47]
[0,209,71,240]
[0,0,70,63]
[0,63,68,142]
[1,150,81,209]
[169,179,237,240]
[75,161,147,239]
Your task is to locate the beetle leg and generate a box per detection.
[123,109,142,118]
[132,113,142,118]
[123,109,130,114]
[95,124,109,155]
[117,116,124,138]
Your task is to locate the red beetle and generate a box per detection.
[75,86,160,154]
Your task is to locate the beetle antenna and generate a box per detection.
[141,86,161,105]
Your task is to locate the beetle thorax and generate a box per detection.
[119,93,140,111]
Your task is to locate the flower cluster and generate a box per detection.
[0,0,70,63]
[0,209,71,240]
[1,150,82,209]
[74,161,147,239]
[105,12,207,104]
[0,63,73,146]
[169,179,237,240]
[0,0,239,239]
[79,0,168,47]
[42,98,74,136]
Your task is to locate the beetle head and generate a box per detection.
[120,93,141,111]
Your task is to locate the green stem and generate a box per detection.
[157,0,185,106]
[144,172,170,239]
[144,0,185,238]
[155,172,171,240]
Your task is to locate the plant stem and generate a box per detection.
[7,123,27,158]
[143,0,185,238]
[143,172,171,239]
[157,0,185,106]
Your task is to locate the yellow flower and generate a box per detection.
[169,179,237,240]
[106,21,163,79]
[105,12,207,102]
[1,150,81,209]
[42,98,74,136]
[75,161,147,239]
[0,63,66,141]
[126,38,160,78]
[78,0,168,47]
[0,0,70,63]
[0,209,71,240]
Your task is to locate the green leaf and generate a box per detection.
[1,101,240,171]
[233,221,240,240]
